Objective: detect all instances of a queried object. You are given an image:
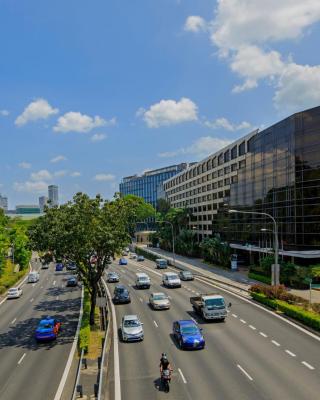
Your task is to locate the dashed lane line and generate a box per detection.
[232,314,238,318]
[53,280,56,286]
[237,364,253,381]
[240,319,246,324]
[178,368,187,384]
[285,350,296,357]
[249,325,256,330]
[18,353,26,365]
[30,298,34,303]
[259,332,268,338]
[271,340,280,347]
[153,320,159,328]
[302,361,315,370]
[11,318,17,324]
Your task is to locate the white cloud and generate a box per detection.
[184,16,207,32]
[140,98,198,128]
[91,133,107,142]
[15,98,58,126]
[14,181,48,193]
[94,173,115,182]
[54,170,67,178]
[274,63,320,112]
[205,117,252,131]
[0,110,9,116]
[70,171,81,177]
[54,112,115,133]
[159,136,232,159]
[18,162,31,169]
[50,155,67,163]
[30,169,52,182]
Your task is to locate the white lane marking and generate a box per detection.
[41,286,43,289]
[227,310,230,313]
[240,319,246,324]
[18,353,26,365]
[259,332,268,338]
[32,284,35,288]
[11,318,17,324]
[56,296,59,301]
[271,340,280,347]
[285,350,296,357]
[302,361,315,370]
[168,296,172,300]
[191,290,195,293]
[178,368,187,384]
[237,364,253,381]
[30,298,34,303]
[0,298,6,306]
[153,320,158,328]
[196,292,200,295]
[53,280,56,286]
[139,298,143,303]
[249,325,256,330]
[232,314,238,318]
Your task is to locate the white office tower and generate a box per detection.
[0,194,8,212]
[39,196,48,212]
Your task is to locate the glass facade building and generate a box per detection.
[223,106,320,255]
[119,164,191,208]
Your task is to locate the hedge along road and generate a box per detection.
[105,257,320,400]
[0,261,81,400]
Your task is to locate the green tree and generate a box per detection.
[28,193,142,325]
[121,194,155,236]
[200,235,231,268]
[156,198,170,215]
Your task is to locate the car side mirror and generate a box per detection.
[228,302,232,307]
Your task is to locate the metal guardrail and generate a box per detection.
[71,349,84,400]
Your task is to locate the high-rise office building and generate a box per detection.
[119,163,193,208]
[163,106,320,264]
[48,185,59,207]
[39,196,48,212]
[0,194,8,212]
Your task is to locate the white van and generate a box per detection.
[162,272,181,288]
[28,271,40,283]
[135,273,151,289]
[155,258,168,269]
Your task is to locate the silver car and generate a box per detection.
[7,287,23,299]
[149,292,170,310]
[107,272,120,283]
[121,315,144,342]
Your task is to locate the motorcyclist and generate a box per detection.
[159,353,172,379]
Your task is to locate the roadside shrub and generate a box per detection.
[0,285,6,295]
[135,247,158,262]
[79,290,91,353]
[79,325,90,353]
[248,272,271,285]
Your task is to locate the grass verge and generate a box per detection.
[0,260,26,295]
[248,272,271,285]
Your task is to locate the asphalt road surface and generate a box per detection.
[105,257,320,400]
[0,260,81,400]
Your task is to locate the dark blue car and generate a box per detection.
[119,258,128,265]
[55,263,64,271]
[35,318,61,341]
[173,320,205,350]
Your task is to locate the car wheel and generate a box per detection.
[220,318,225,322]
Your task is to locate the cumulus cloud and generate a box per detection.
[50,155,67,163]
[54,112,115,133]
[18,162,31,169]
[159,136,232,159]
[0,110,9,116]
[139,98,198,128]
[91,133,107,142]
[14,181,48,193]
[184,16,207,32]
[186,0,320,111]
[30,169,52,182]
[54,170,67,178]
[205,117,252,131]
[70,171,81,177]
[15,98,58,126]
[94,173,115,182]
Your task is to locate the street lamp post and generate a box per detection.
[229,209,280,286]
[156,220,175,267]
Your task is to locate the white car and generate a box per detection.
[129,253,137,259]
[28,271,40,283]
[149,292,170,310]
[162,272,181,288]
[7,287,23,299]
[121,315,144,342]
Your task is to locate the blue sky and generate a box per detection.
[1,0,320,208]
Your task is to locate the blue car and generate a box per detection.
[35,318,62,342]
[173,320,205,350]
[119,258,128,265]
[55,263,64,271]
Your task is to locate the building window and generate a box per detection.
[239,159,246,169]
[218,169,223,177]
[231,145,237,159]
[231,163,237,171]
[239,141,246,156]
[224,150,230,163]
[212,157,217,168]
[218,180,223,188]
[224,166,230,174]
[231,175,238,183]
[218,153,223,165]
[224,178,230,185]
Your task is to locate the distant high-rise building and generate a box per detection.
[0,194,8,212]
[39,196,48,212]
[16,205,40,214]
[48,185,59,207]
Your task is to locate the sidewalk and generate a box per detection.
[137,245,320,303]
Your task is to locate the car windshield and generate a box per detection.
[9,289,17,292]
[39,322,53,329]
[181,325,199,335]
[140,277,149,282]
[116,288,127,294]
[124,319,140,327]
[153,294,167,300]
[168,275,178,280]
[205,298,225,308]
[183,272,192,276]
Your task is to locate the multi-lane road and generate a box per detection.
[0,260,81,400]
[105,257,320,400]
